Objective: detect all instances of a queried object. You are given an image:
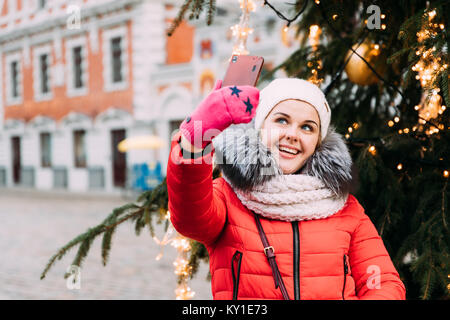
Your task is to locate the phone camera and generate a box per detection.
[232,55,238,63]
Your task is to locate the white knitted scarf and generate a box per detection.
[228,174,348,222]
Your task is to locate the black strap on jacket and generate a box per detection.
[253,212,290,300]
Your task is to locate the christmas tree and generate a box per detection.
[41,0,449,300]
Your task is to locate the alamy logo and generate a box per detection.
[366,265,381,289]
[66,265,81,290]
[366,5,382,30]
[66,5,81,30]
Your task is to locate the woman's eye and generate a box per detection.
[275,118,288,124]
[302,124,313,131]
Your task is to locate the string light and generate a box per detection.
[397,163,403,170]
[368,146,376,155]
[230,0,256,56]
[307,24,323,85]
[309,25,321,48]
[152,211,196,300]
[173,257,191,276]
[175,284,195,300]
[428,10,436,20]
[411,8,447,136]
[444,170,449,178]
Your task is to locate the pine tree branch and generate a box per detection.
[317,0,410,103]
[40,204,142,280]
[440,70,449,108]
[206,0,216,25]
[442,180,448,230]
[422,242,433,300]
[167,0,194,36]
[41,177,172,281]
[189,0,205,20]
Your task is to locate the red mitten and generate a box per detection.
[180,80,259,149]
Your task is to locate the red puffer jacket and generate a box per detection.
[167,131,406,300]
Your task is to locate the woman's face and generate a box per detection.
[260,99,321,174]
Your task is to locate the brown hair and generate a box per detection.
[315,127,322,151]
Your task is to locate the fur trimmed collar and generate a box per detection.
[212,121,353,199]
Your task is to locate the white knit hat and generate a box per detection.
[254,78,331,141]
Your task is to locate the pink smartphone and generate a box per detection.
[222,55,264,87]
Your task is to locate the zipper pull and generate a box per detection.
[343,255,348,274]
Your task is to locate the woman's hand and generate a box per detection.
[180,80,259,149]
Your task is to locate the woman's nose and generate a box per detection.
[285,126,299,142]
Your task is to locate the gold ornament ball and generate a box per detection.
[344,42,386,86]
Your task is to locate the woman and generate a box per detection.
[167,78,406,300]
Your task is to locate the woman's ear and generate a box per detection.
[314,131,322,152]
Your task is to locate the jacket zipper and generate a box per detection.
[231,251,243,300]
[342,254,348,300]
[292,221,300,300]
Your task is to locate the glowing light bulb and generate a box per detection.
[428,10,436,20]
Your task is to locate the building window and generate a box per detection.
[103,26,128,91]
[66,37,88,97]
[38,0,46,9]
[74,130,87,168]
[6,52,22,105]
[40,54,50,94]
[40,132,52,168]
[111,37,123,83]
[33,45,52,101]
[73,46,83,88]
[11,61,19,98]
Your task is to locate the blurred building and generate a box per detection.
[0,0,295,193]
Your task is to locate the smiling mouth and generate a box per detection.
[277,145,300,156]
